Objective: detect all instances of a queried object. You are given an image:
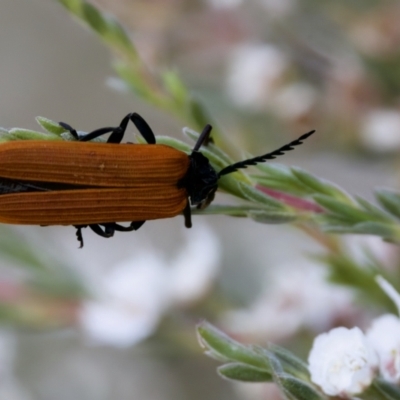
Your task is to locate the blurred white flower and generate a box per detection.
[367,314,400,384]
[366,276,400,383]
[80,224,220,347]
[360,109,400,152]
[272,83,317,121]
[226,44,288,110]
[169,225,220,305]
[308,327,378,397]
[345,235,397,271]
[223,262,353,341]
[206,0,242,9]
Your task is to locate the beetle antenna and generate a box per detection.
[218,130,315,177]
[192,124,212,152]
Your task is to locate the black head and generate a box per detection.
[181,124,315,209]
[179,125,218,208]
[184,151,218,208]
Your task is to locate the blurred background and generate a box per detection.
[0,0,399,399]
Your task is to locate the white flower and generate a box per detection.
[367,314,400,383]
[226,44,288,110]
[366,276,400,383]
[79,224,220,347]
[223,262,353,341]
[272,83,317,121]
[80,253,169,347]
[308,327,378,397]
[360,109,400,152]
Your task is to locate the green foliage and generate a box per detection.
[197,322,328,400]
[198,321,400,400]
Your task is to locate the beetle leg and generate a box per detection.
[107,113,156,144]
[74,225,86,248]
[60,113,156,144]
[89,223,115,238]
[183,200,192,228]
[129,113,156,144]
[79,127,116,142]
[59,122,80,140]
[111,221,145,232]
[59,121,116,142]
[192,124,213,152]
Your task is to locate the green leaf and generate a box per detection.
[238,182,286,209]
[267,343,310,380]
[279,375,327,400]
[254,164,312,196]
[321,254,396,311]
[8,128,62,141]
[153,135,192,153]
[372,379,400,400]
[197,321,270,370]
[314,195,369,222]
[376,190,400,220]
[58,0,136,57]
[105,17,137,56]
[356,196,394,222]
[324,221,396,239]
[292,167,352,203]
[162,70,188,108]
[82,2,107,34]
[187,97,212,131]
[249,210,298,224]
[36,117,66,135]
[218,362,272,382]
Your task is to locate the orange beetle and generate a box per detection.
[0,113,314,246]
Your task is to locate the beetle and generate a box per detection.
[0,113,314,246]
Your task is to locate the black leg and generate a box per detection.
[90,224,115,238]
[192,124,213,152]
[129,113,156,144]
[59,121,116,142]
[111,221,146,232]
[183,200,192,228]
[59,122,80,140]
[74,225,86,248]
[79,127,117,142]
[60,113,157,145]
[73,220,145,246]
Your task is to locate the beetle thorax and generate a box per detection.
[180,152,218,207]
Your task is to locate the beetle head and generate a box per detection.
[183,151,218,208]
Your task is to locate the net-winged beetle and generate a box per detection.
[0,113,314,246]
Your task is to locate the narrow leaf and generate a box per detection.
[376,190,400,220]
[279,375,327,400]
[197,321,270,370]
[8,128,62,141]
[266,343,310,380]
[314,195,370,222]
[373,379,400,400]
[238,182,286,209]
[249,210,298,224]
[218,363,272,382]
[292,167,352,203]
[36,117,66,135]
